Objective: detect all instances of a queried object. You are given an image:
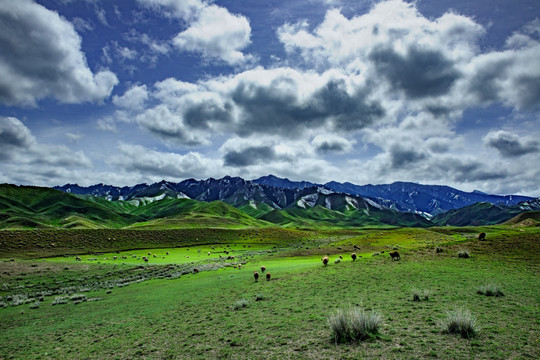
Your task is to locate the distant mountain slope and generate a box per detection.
[0,184,140,229]
[253,174,318,189]
[431,198,540,226]
[324,181,533,216]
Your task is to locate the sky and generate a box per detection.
[0,0,539,196]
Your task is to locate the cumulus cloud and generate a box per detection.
[138,0,252,65]
[484,130,540,157]
[0,0,118,106]
[109,143,222,179]
[0,117,92,185]
[113,85,149,110]
[173,5,252,65]
[312,134,354,154]
[0,117,36,160]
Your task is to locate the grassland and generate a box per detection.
[0,225,538,359]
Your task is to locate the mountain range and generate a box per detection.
[55,175,533,216]
[0,175,537,230]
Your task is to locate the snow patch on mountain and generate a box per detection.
[129,193,167,206]
[297,193,319,209]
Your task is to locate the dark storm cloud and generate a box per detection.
[389,144,428,169]
[183,99,234,129]
[484,131,540,157]
[369,45,461,99]
[437,158,509,182]
[230,74,385,137]
[223,146,276,167]
[0,116,35,160]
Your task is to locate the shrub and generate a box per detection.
[328,307,382,344]
[254,294,264,301]
[334,258,341,264]
[0,302,7,308]
[234,299,249,310]
[457,249,470,258]
[476,284,504,297]
[441,308,478,339]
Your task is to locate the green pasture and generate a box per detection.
[0,226,539,359]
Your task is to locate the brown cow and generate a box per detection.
[266,273,271,281]
[478,232,486,241]
[322,256,329,267]
[351,253,357,261]
[260,266,266,273]
[254,271,259,282]
[389,251,400,261]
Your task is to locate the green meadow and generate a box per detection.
[1,225,539,359]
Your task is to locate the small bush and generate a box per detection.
[441,308,478,339]
[334,258,341,264]
[476,284,504,297]
[0,302,7,308]
[233,299,249,310]
[328,307,382,344]
[254,294,264,301]
[457,250,470,258]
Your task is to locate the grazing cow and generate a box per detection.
[266,273,271,281]
[389,251,400,261]
[351,253,357,261]
[260,266,266,273]
[113,256,117,260]
[322,256,329,267]
[193,268,199,273]
[153,254,156,258]
[238,264,242,269]
[166,251,170,255]
[254,271,259,282]
[75,256,81,261]
[339,255,343,259]
[147,252,151,256]
[142,256,148,262]
[478,232,486,241]
[436,248,444,253]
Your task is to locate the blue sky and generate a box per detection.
[0,0,539,196]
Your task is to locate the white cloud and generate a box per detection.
[0,117,93,185]
[138,0,252,65]
[109,142,222,180]
[173,5,252,65]
[0,0,118,106]
[113,85,149,110]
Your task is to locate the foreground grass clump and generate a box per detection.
[457,249,471,258]
[476,284,504,297]
[441,308,478,339]
[233,299,250,310]
[411,288,430,302]
[328,307,382,344]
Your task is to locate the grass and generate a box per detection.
[441,308,478,339]
[476,284,505,297]
[328,307,383,344]
[0,226,539,359]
